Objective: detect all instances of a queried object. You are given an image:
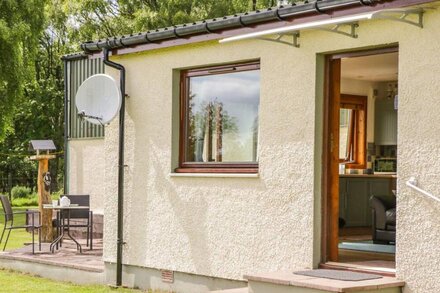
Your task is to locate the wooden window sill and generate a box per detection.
[175,167,258,173]
[345,163,367,169]
[169,172,259,178]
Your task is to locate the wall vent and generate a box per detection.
[161,270,174,283]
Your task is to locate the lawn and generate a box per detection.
[0,269,143,292]
[0,209,169,292]
[0,209,142,292]
[0,206,35,250]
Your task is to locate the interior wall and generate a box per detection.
[341,78,377,143]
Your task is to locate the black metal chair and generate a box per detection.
[0,195,41,254]
[55,195,93,250]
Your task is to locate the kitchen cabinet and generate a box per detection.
[339,178,346,221]
[375,98,397,145]
[339,176,394,227]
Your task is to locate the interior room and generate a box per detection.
[337,52,398,272]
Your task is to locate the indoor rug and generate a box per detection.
[294,269,382,281]
[338,240,395,254]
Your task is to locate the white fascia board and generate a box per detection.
[219,12,375,44]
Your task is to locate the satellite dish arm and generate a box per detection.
[78,111,104,126]
[103,48,126,287]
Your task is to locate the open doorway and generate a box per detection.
[322,48,398,274]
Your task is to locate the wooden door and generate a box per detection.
[322,46,398,265]
[323,57,341,262]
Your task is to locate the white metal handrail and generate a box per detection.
[406,177,440,203]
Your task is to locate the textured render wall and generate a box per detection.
[68,139,105,214]
[104,41,318,280]
[103,6,440,291]
[395,10,440,292]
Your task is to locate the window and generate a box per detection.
[177,61,260,173]
[339,94,367,169]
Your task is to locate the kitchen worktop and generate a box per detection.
[339,173,397,179]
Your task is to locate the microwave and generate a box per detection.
[374,158,397,174]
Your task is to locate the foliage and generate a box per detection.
[11,195,39,207]
[11,186,32,199]
[61,0,302,45]
[0,0,67,193]
[0,0,46,141]
[10,190,62,207]
[51,189,64,200]
[0,0,302,194]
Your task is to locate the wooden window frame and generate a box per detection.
[176,61,260,174]
[339,94,367,169]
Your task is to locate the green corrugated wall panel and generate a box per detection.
[67,57,105,139]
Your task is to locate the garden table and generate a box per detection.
[43,204,89,253]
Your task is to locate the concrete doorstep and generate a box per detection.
[210,289,248,293]
[211,269,404,293]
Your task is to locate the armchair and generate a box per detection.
[370,195,396,244]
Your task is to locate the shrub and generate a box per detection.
[12,193,38,207]
[11,190,64,207]
[11,186,32,199]
[51,189,64,200]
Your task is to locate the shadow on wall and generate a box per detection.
[72,144,84,193]
[397,173,440,292]
[125,137,269,279]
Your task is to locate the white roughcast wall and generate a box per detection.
[102,5,440,292]
[68,139,105,214]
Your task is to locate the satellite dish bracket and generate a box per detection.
[78,111,105,126]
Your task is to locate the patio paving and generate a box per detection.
[0,238,104,272]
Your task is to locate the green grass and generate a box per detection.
[10,192,61,207]
[11,197,38,207]
[0,269,143,292]
[0,207,35,250]
[0,207,171,292]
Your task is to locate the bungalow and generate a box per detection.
[63,0,440,292]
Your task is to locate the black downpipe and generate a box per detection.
[63,59,69,194]
[103,48,126,287]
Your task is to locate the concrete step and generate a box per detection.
[245,270,404,293]
[209,288,248,293]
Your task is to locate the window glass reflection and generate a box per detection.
[186,70,260,163]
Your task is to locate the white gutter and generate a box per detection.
[219,12,375,43]
[219,8,425,44]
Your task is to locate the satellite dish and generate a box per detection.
[75,74,122,125]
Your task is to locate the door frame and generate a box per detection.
[321,45,399,264]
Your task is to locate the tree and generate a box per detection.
[0,0,46,141]
[63,0,301,44]
[0,0,303,193]
[0,0,68,193]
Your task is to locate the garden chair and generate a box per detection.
[54,195,93,250]
[0,195,41,254]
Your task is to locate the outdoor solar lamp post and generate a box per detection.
[29,140,57,242]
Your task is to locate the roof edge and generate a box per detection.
[79,0,378,54]
[61,52,89,61]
